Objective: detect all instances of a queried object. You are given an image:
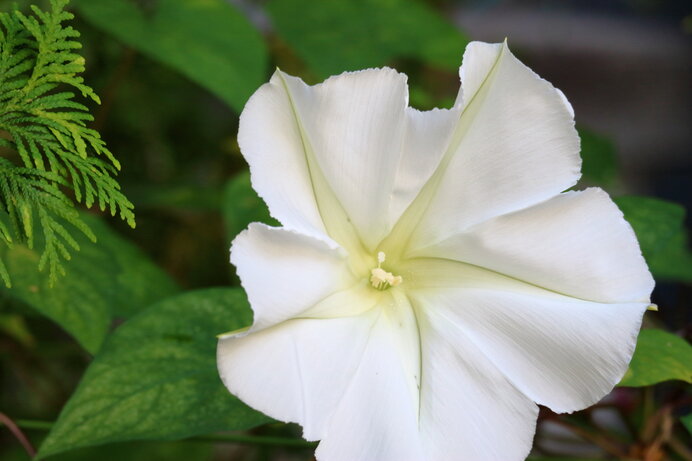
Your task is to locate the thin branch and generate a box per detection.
[0,412,36,457]
[668,435,692,461]
[14,419,54,430]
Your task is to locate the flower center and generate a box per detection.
[370,252,402,291]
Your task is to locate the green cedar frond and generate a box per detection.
[0,0,134,287]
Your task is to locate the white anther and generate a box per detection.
[370,252,403,290]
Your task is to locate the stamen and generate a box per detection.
[370,252,403,290]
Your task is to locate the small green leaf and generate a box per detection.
[73,0,267,112]
[0,0,135,284]
[0,214,178,352]
[619,329,692,387]
[37,288,268,459]
[223,171,278,243]
[268,0,468,77]
[578,128,618,186]
[615,196,692,283]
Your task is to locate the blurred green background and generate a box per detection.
[1,0,690,460]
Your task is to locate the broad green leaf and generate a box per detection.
[619,329,692,387]
[223,171,278,243]
[615,196,692,282]
[578,128,618,186]
[616,197,685,257]
[37,288,269,459]
[268,0,469,77]
[74,0,267,111]
[0,214,178,353]
[645,230,692,282]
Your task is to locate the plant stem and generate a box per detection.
[13,419,54,430]
[193,434,317,449]
[0,413,36,457]
[6,418,317,449]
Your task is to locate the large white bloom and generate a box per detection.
[217,41,654,461]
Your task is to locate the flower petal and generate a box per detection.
[240,67,467,254]
[238,73,330,244]
[388,107,459,230]
[394,41,582,253]
[416,303,538,461]
[413,188,654,304]
[314,290,538,461]
[409,279,648,413]
[230,223,359,331]
[315,306,425,461]
[276,68,413,251]
[218,296,422,455]
[217,310,380,441]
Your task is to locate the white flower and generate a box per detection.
[217,41,654,461]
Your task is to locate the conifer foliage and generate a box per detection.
[0,0,133,287]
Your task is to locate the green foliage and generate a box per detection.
[0,2,689,460]
[578,128,618,186]
[73,0,268,112]
[682,413,692,435]
[37,288,269,459]
[0,1,33,14]
[619,329,692,387]
[0,213,178,352]
[127,184,222,212]
[268,0,469,77]
[616,196,692,282]
[223,170,277,244]
[0,0,134,286]
[0,312,33,346]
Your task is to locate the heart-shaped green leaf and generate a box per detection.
[37,288,268,459]
[0,214,178,353]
